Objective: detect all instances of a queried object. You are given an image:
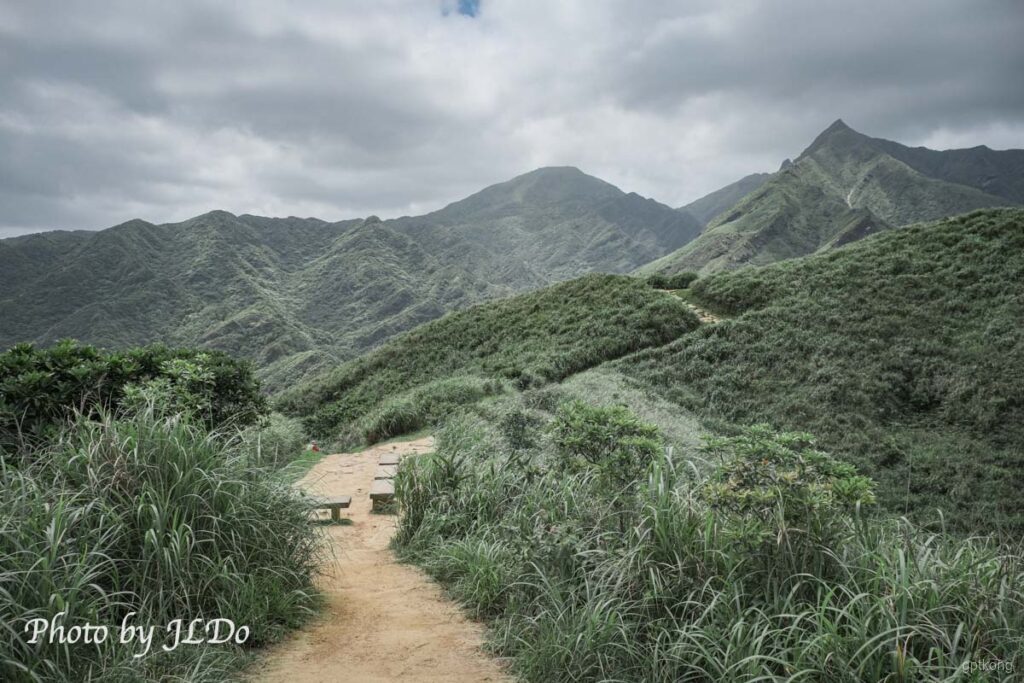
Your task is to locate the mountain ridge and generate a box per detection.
[645,120,1023,274]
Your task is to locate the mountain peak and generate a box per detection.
[523,165,585,177]
[823,118,852,134]
[799,118,869,159]
[432,166,622,220]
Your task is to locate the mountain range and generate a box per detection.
[2,121,1022,388]
[0,167,700,388]
[646,119,1024,274]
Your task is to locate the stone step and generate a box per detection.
[370,478,395,500]
[375,465,397,479]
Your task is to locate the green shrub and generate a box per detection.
[646,273,669,288]
[699,425,876,525]
[549,400,661,496]
[0,409,322,681]
[498,408,543,451]
[0,341,267,455]
[647,271,698,290]
[239,412,308,469]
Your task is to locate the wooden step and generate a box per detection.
[378,453,401,466]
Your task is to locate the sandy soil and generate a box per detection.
[250,437,512,683]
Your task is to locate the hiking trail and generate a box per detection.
[656,289,722,324]
[250,437,511,683]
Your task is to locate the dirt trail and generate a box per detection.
[251,437,512,683]
[656,289,722,324]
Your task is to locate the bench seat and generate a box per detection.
[310,495,352,521]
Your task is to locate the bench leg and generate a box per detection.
[331,507,340,522]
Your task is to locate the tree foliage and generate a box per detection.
[0,340,267,453]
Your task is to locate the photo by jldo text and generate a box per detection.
[24,612,250,658]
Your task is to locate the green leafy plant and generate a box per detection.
[0,341,267,455]
[549,400,661,497]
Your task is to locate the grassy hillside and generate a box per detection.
[0,168,701,391]
[278,274,699,442]
[620,208,1024,532]
[646,120,1022,275]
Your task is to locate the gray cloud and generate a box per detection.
[1,0,1022,233]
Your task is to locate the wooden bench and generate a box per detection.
[310,495,352,522]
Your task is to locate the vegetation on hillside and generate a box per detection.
[278,274,699,443]
[0,340,266,455]
[620,208,1024,532]
[394,400,1023,681]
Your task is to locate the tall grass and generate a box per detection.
[394,406,1024,682]
[0,408,323,682]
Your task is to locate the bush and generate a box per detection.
[0,341,267,455]
[239,412,308,469]
[0,409,322,681]
[699,425,875,534]
[549,400,661,497]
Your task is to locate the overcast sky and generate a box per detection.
[1,0,1022,237]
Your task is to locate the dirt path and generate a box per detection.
[656,289,722,324]
[250,437,512,683]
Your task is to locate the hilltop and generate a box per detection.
[645,120,1023,274]
[0,168,700,389]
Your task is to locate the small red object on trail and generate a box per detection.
[310,441,320,453]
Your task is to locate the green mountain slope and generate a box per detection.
[620,208,1024,531]
[279,208,1024,533]
[679,171,771,225]
[0,168,701,389]
[277,274,699,441]
[645,120,1022,274]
